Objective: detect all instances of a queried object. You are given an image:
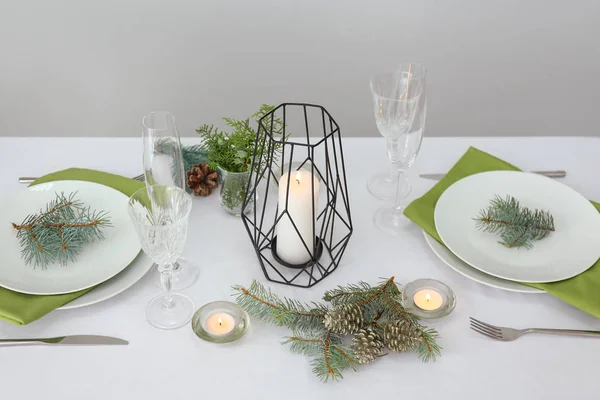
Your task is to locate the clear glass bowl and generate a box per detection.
[191,301,250,344]
[401,279,456,319]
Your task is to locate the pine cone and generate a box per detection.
[353,327,385,364]
[383,320,422,352]
[186,163,218,196]
[323,304,363,334]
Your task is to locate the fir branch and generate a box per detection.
[332,345,358,368]
[182,144,209,173]
[233,281,326,331]
[323,278,394,305]
[309,331,358,382]
[323,330,334,377]
[233,277,442,382]
[285,336,324,357]
[474,195,555,249]
[283,329,356,382]
[153,140,209,192]
[12,192,111,267]
[380,291,441,362]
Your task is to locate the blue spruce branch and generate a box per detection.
[12,192,111,267]
[475,195,555,249]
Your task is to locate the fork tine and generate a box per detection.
[470,320,502,338]
[133,174,145,182]
[470,317,501,332]
[470,325,502,340]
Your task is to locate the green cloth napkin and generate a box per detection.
[404,147,600,318]
[0,168,144,325]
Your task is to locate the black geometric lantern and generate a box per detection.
[241,103,353,288]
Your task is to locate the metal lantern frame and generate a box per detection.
[241,103,353,288]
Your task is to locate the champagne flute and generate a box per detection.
[370,63,427,235]
[143,111,199,289]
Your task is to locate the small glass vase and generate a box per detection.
[218,167,253,216]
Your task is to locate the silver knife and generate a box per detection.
[0,335,128,347]
[420,170,566,181]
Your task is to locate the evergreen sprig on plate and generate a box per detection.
[232,277,441,382]
[474,195,555,249]
[12,192,111,267]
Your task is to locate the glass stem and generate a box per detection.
[393,170,406,217]
[386,165,398,182]
[158,264,174,308]
[172,261,180,273]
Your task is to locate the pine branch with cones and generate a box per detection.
[232,277,441,382]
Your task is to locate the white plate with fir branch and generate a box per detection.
[0,181,141,295]
[423,232,543,293]
[434,171,600,283]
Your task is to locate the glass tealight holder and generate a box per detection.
[401,279,456,319]
[191,301,250,344]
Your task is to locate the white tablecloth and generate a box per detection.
[1,136,599,399]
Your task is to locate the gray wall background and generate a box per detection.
[1,0,598,138]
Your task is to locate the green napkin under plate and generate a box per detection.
[404,147,600,318]
[0,168,144,325]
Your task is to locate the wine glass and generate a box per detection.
[143,111,199,290]
[370,63,427,236]
[128,185,195,329]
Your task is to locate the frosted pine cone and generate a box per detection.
[353,327,385,364]
[323,304,364,334]
[383,320,422,352]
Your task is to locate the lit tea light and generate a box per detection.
[401,279,456,319]
[413,289,444,311]
[192,301,250,344]
[205,312,235,336]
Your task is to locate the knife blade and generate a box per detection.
[0,335,128,347]
[420,170,566,181]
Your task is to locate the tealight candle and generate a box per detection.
[401,279,456,319]
[205,312,236,336]
[413,289,444,311]
[192,301,250,344]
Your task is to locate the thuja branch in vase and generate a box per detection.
[474,195,555,249]
[12,192,111,267]
[232,277,442,382]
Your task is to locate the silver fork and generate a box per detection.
[469,317,600,341]
[18,174,145,184]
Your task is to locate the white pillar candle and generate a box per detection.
[276,170,320,265]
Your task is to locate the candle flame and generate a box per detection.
[425,293,431,302]
[218,317,223,326]
[295,171,301,185]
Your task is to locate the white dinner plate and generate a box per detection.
[434,171,600,283]
[423,231,543,294]
[0,181,141,295]
[59,252,153,310]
